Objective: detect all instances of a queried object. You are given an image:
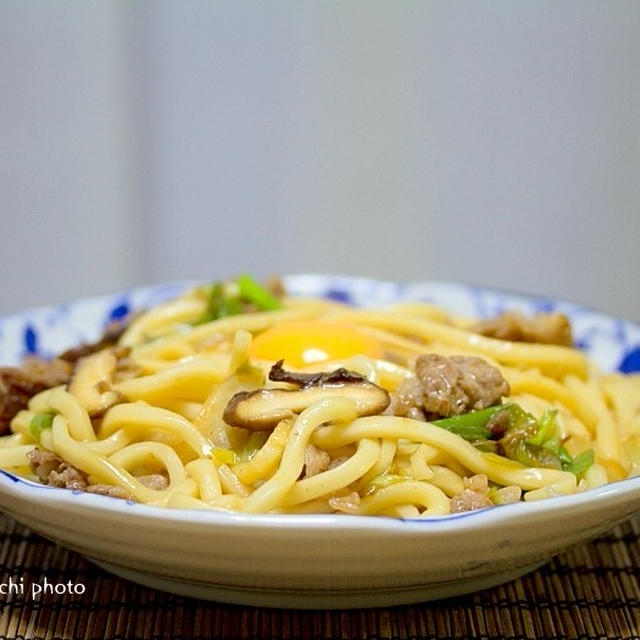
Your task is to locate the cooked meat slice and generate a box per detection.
[27,448,88,491]
[406,406,427,421]
[58,314,135,363]
[265,275,286,299]
[450,474,522,512]
[0,359,72,435]
[387,354,509,420]
[466,473,490,493]
[473,311,573,347]
[0,370,48,436]
[28,448,66,482]
[136,473,169,491]
[86,484,130,499]
[27,448,133,498]
[328,491,361,514]
[485,408,512,439]
[302,444,331,478]
[450,488,493,513]
[450,474,493,513]
[327,455,350,471]
[48,465,88,491]
[21,356,73,387]
[0,317,134,434]
[415,354,509,417]
[386,377,425,418]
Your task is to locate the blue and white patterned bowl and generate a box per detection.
[0,275,639,608]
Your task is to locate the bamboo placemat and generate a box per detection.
[1,513,639,640]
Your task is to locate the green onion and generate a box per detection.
[237,274,282,311]
[217,296,244,318]
[567,449,595,479]
[29,413,54,440]
[513,439,563,469]
[435,401,596,478]
[498,404,594,475]
[434,423,491,441]
[557,445,573,468]
[194,275,282,325]
[499,405,565,469]
[471,439,499,454]
[194,283,226,324]
[363,473,406,496]
[526,409,558,446]
[431,404,509,441]
[240,432,269,462]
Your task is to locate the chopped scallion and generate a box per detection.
[194,274,282,325]
[29,413,54,440]
[567,449,595,479]
[526,409,558,446]
[237,274,282,311]
[431,404,509,441]
[363,473,406,496]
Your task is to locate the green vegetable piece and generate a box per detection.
[567,449,595,479]
[241,431,269,462]
[217,296,244,318]
[522,409,579,472]
[363,473,406,496]
[527,409,558,446]
[29,413,54,440]
[557,445,573,468]
[513,439,562,469]
[499,405,565,469]
[237,274,281,311]
[471,439,499,454]
[194,282,226,324]
[432,404,510,441]
[194,275,281,325]
[433,422,491,441]
[456,401,593,476]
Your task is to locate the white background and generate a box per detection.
[1,2,639,319]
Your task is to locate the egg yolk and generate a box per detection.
[250,320,383,368]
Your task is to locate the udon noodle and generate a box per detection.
[0,276,638,518]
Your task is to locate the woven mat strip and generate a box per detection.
[1,514,639,640]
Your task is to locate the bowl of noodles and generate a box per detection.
[0,274,638,608]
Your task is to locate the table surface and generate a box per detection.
[1,513,639,640]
